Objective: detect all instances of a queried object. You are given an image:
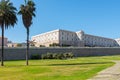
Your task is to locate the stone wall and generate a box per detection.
[0,47,120,60]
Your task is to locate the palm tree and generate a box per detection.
[0,0,17,66]
[18,0,36,65]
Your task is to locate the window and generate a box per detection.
[62,32,64,35]
[67,37,68,40]
[62,37,64,40]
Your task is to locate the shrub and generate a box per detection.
[41,54,47,59]
[63,53,68,59]
[30,54,41,60]
[46,53,54,59]
[41,52,74,60]
[52,53,58,59]
[17,44,22,47]
[57,53,65,59]
[67,52,74,58]
[39,45,45,47]
[49,43,60,47]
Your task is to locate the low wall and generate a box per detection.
[0,47,120,60]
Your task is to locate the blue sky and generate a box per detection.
[1,0,120,42]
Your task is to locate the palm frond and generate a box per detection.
[18,0,36,28]
[0,0,17,29]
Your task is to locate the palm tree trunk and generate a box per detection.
[26,28,29,65]
[1,23,4,66]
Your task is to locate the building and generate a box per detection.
[0,36,8,47]
[115,38,120,45]
[31,29,119,47]
[7,43,27,47]
[7,43,18,47]
[80,31,119,47]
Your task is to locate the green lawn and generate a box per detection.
[0,55,120,80]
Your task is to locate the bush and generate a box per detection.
[57,53,65,59]
[46,53,54,59]
[17,44,22,47]
[53,53,58,59]
[41,54,47,59]
[30,54,41,60]
[65,52,74,58]
[39,45,45,47]
[41,52,74,60]
[31,52,74,60]
[49,43,60,47]
[61,44,71,47]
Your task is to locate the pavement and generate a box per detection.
[88,61,120,80]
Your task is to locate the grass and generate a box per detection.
[0,55,120,80]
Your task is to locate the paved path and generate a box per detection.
[88,61,120,80]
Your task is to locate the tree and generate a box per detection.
[17,43,22,47]
[18,0,36,65]
[0,0,17,66]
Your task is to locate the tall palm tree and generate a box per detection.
[0,0,17,66]
[18,0,36,65]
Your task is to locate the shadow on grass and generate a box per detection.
[2,61,113,67]
[48,62,113,66]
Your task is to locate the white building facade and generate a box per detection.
[32,30,59,47]
[31,29,119,47]
[115,38,120,46]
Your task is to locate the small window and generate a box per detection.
[62,37,63,40]
[67,37,68,40]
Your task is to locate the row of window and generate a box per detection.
[61,32,75,37]
[84,36,113,42]
[61,37,74,41]
[85,40,115,46]
[33,37,58,42]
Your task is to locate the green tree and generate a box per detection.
[17,43,22,47]
[18,0,36,65]
[0,0,17,66]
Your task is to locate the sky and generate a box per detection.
[1,0,120,43]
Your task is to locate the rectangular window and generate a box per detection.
[62,32,64,35]
[62,37,63,40]
[67,33,69,35]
